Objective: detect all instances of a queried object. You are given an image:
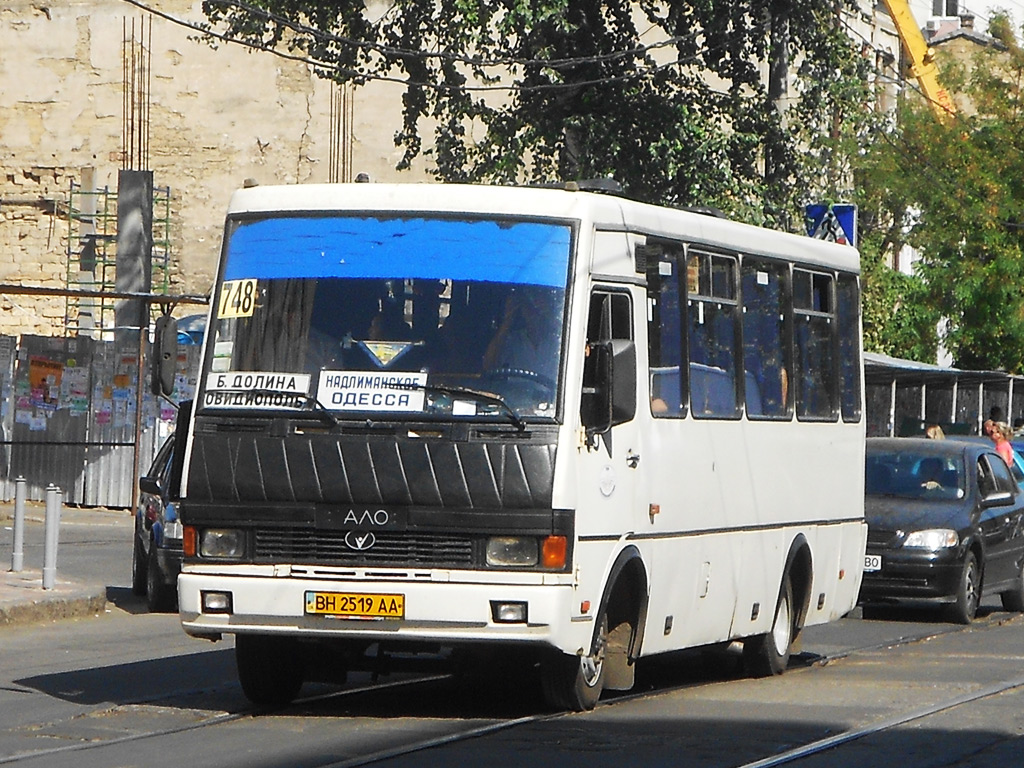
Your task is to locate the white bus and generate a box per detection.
[175,182,866,711]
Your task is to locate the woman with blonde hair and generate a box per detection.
[992,422,1015,467]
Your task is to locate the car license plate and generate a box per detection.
[304,591,405,619]
[864,554,882,573]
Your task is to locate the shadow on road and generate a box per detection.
[106,585,151,616]
[15,647,240,709]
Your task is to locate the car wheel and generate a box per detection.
[744,576,795,677]
[235,634,305,708]
[131,533,147,597]
[947,552,981,624]
[1000,559,1024,612]
[145,545,176,613]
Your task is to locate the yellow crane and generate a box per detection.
[883,0,956,121]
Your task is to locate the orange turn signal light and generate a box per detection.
[183,525,197,558]
[542,535,567,569]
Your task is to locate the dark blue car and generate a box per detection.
[131,429,186,612]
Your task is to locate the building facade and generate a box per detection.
[0,0,428,337]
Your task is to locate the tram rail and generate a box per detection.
[2,612,1022,768]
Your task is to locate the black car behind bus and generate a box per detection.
[862,437,1024,623]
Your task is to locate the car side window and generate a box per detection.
[988,454,1018,495]
[147,437,175,491]
[978,458,997,498]
[979,454,1016,498]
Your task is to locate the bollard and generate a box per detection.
[42,484,61,590]
[11,477,26,572]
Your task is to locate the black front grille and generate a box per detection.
[867,528,902,549]
[254,527,476,567]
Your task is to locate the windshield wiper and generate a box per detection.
[206,388,339,427]
[294,392,340,427]
[394,382,526,431]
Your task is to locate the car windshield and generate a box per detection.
[866,450,965,501]
[202,214,572,422]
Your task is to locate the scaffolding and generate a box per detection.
[65,180,173,339]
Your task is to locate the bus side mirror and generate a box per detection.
[581,340,637,436]
[168,400,192,501]
[609,339,637,426]
[151,314,179,396]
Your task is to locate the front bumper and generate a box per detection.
[859,547,965,604]
[178,567,588,654]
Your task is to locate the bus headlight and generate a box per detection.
[199,528,245,558]
[486,536,539,567]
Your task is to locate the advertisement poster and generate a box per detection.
[28,356,63,411]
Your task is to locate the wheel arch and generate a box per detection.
[592,545,649,690]
[783,534,813,638]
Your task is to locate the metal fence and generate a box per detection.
[0,332,199,507]
[865,352,1024,438]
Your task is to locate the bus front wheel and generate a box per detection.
[540,612,607,711]
[235,634,305,708]
[743,577,794,678]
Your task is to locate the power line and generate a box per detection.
[214,0,703,70]
[119,0,706,89]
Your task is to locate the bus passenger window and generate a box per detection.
[793,269,838,421]
[741,260,792,420]
[837,274,862,422]
[646,246,686,418]
[687,251,740,419]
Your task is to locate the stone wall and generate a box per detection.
[0,0,428,337]
[0,166,71,335]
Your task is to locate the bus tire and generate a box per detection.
[743,576,794,678]
[236,634,304,708]
[540,611,607,712]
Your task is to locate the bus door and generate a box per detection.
[577,286,646,555]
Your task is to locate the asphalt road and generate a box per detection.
[1,513,1023,768]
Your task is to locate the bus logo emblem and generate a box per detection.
[345,531,376,551]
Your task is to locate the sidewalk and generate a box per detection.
[0,568,108,626]
[0,504,124,627]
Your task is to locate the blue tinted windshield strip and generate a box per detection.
[224,216,572,287]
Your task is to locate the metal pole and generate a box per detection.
[133,312,149,516]
[10,477,26,572]
[42,484,61,589]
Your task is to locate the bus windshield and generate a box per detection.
[203,214,573,421]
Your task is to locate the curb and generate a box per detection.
[0,570,109,627]
[0,591,108,626]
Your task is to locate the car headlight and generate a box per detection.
[199,528,245,558]
[486,536,539,566]
[903,529,959,549]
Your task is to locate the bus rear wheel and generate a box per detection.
[743,577,794,678]
[235,634,305,708]
[540,612,607,712]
